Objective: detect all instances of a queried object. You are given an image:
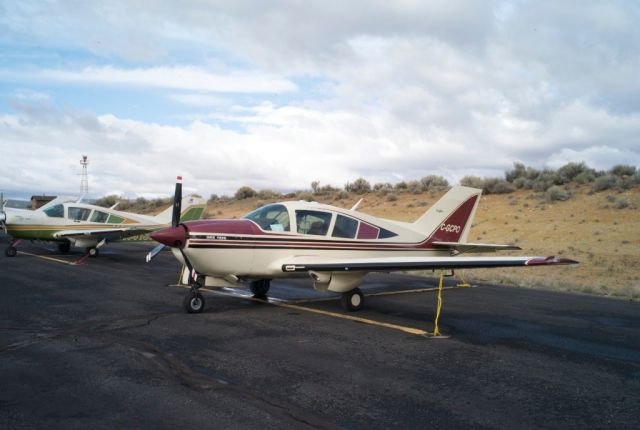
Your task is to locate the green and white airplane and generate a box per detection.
[0,181,206,258]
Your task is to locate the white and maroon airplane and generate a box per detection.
[148,178,577,313]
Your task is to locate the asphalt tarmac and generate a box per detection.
[1,238,639,429]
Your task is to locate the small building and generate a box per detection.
[30,195,56,210]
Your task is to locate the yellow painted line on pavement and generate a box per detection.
[174,284,433,337]
[17,251,79,265]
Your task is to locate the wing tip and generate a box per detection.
[526,256,579,266]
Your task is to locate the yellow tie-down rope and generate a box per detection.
[433,270,446,337]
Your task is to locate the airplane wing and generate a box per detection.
[281,255,578,273]
[431,241,521,253]
[53,227,152,241]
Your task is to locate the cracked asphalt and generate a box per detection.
[1,238,639,429]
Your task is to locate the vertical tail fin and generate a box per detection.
[154,195,207,224]
[413,186,482,243]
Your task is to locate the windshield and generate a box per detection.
[43,204,64,218]
[243,204,290,232]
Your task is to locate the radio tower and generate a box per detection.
[80,155,89,195]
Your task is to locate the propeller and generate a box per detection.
[146,176,184,263]
[0,192,7,234]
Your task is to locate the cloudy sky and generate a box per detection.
[1,1,639,198]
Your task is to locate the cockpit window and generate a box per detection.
[296,210,332,236]
[43,204,64,218]
[243,204,290,232]
[68,207,91,221]
[91,210,109,223]
[332,214,358,239]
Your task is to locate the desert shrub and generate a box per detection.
[486,179,515,194]
[345,178,371,194]
[420,175,449,189]
[592,175,618,192]
[310,181,339,195]
[505,162,527,182]
[257,189,282,199]
[609,165,636,177]
[386,193,398,202]
[574,171,596,184]
[373,182,394,195]
[406,180,423,194]
[545,185,571,202]
[296,191,314,201]
[336,190,350,200]
[512,177,532,189]
[460,176,514,194]
[556,162,595,184]
[460,175,485,189]
[208,194,219,202]
[394,181,408,191]
[614,198,629,209]
[530,169,558,191]
[95,195,119,208]
[235,186,257,199]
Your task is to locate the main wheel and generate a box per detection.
[249,279,271,298]
[87,247,99,258]
[341,288,364,312]
[5,246,17,257]
[183,291,205,314]
[58,242,70,253]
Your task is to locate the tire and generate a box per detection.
[87,247,99,258]
[183,291,205,314]
[341,288,364,312]
[58,242,70,253]
[249,279,271,298]
[5,246,17,257]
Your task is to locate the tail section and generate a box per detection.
[155,194,207,224]
[413,186,482,243]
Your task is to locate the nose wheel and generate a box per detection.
[183,288,205,313]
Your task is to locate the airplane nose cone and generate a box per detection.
[151,225,187,247]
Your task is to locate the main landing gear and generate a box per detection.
[4,239,20,257]
[5,245,17,257]
[86,247,99,258]
[249,279,271,298]
[341,288,364,312]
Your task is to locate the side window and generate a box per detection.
[332,214,358,239]
[43,204,64,218]
[296,210,332,236]
[91,210,109,223]
[68,207,91,221]
[378,228,398,239]
[243,204,290,232]
[357,222,380,239]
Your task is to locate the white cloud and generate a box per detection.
[0,66,296,94]
[1,1,640,199]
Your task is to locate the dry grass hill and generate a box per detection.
[203,185,640,300]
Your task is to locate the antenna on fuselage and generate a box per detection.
[350,198,363,211]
